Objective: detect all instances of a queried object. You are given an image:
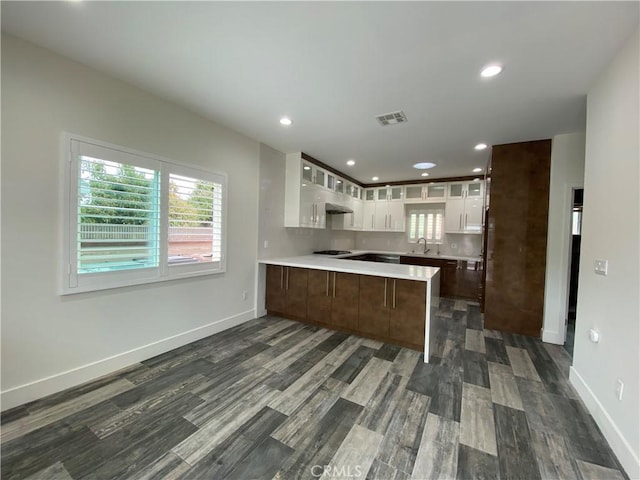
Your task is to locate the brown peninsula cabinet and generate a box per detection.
[307,270,359,330]
[265,265,308,320]
[265,266,428,351]
[357,275,425,348]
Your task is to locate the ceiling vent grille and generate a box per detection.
[375,110,408,126]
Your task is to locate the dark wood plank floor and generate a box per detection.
[1,299,628,480]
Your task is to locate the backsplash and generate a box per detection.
[353,231,482,257]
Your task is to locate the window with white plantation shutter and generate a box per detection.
[78,156,160,274]
[64,135,227,294]
[407,207,444,244]
[167,171,223,267]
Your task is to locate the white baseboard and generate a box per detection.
[569,367,640,479]
[1,309,256,411]
[542,328,564,345]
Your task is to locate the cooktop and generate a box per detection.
[313,250,352,256]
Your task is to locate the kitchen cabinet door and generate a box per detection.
[331,272,359,330]
[387,201,405,231]
[373,202,388,230]
[358,275,390,338]
[441,260,459,298]
[389,279,426,348]
[299,184,315,227]
[307,269,332,324]
[266,264,285,314]
[363,201,376,231]
[457,261,482,300]
[405,185,424,202]
[444,198,465,233]
[284,267,308,319]
[463,196,483,233]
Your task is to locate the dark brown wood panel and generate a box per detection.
[485,140,551,337]
[283,267,308,320]
[357,275,390,338]
[265,264,285,314]
[389,279,426,348]
[441,260,459,298]
[457,261,482,301]
[307,269,332,325]
[331,272,359,330]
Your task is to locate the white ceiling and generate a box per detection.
[2,1,638,183]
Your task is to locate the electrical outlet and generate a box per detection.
[242,291,248,301]
[616,379,624,400]
[594,259,608,276]
[263,240,269,249]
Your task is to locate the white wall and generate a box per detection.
[542,133,585,344]
[1,35,261,409]
[569,29,639,478]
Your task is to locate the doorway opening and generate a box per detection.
[564,188,583,356]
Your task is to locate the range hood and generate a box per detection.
[325,203,354,215]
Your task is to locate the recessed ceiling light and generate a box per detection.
[279,117,292,126]
[474,143,488,151]
[372,176,379,181]
[473,167,483,173]
[480,64,503,78]
[413,162,436,170]
[336,180,342,184]
[421,173,429,177]
[346,159,355,166]
[303,165,311,170]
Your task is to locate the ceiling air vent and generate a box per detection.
[375,110,408,126]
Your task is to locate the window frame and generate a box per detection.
[407,206,444,244]
[62,133,227,295]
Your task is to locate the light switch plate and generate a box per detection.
[594,259,608,276]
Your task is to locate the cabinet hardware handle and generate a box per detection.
[392,279,396,309]
[383,278,387,307]
[286,267,289,290]
[333,272,336,298]
[280,266,284,289]
[326,271,329,296]
[459,214,462,230]
[465,213,468,229]
[372,214,374,228]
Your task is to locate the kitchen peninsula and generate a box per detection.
[259,253,440,363]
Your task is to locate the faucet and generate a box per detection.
[417,237,430,254]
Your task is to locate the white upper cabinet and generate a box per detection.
[285,153,328,228]
[447,181,483,200]
[444,181,484,234]
[372,186,405,231]
[404,183,446,203]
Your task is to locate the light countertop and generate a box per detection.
[340,250,482,263]
[259,255,440,282]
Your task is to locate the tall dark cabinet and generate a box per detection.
[485,140,552,337]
